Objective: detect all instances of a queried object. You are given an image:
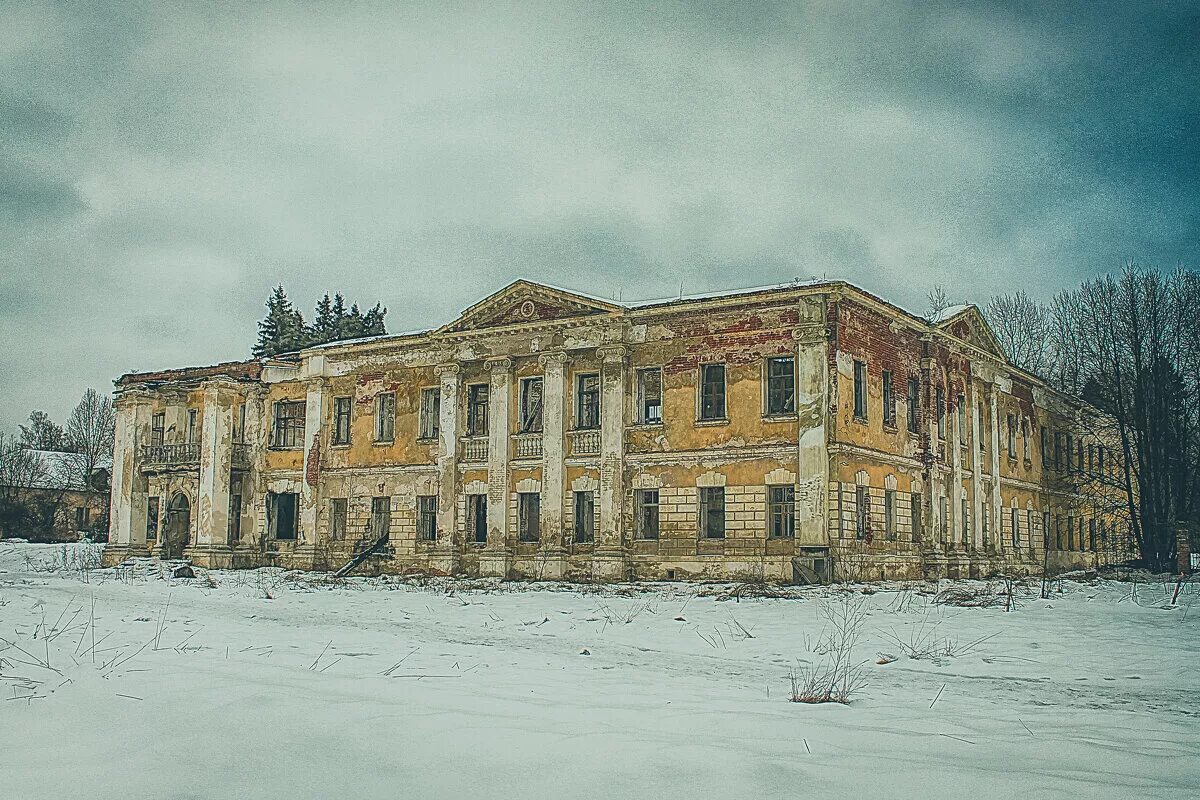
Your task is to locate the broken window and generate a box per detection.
[228,494,241,541]
[417,496,436,541]
[907,377,920,434]
[519,377,544,434]
[575,373,600,429]
[699,486,725,539]
[146,496,159,540]
[699,364,726,421]
[768,485,795,539]
[330,497,347,540]
[637,368,662,424]
[151,412,165,447]
[517,492,540,542]
[374,392,395,442]
[419,387,440,440]
[852,360,867,420]
[371,496,391,542]
[573,491,595,543]
[910,492,922,542]
[268,492,299,540]
[467,384,489,436]
[884,489,895,540]
[272,401,305,449]
[635,489,659,540]
[856,486,869,540]
[186,408,198,443]
[468,494,487,544]
[765,357,796,416]
[332,397,352,445]
[882,370,895,428]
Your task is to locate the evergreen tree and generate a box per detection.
[310,294,335,344]
[253,285,307,357]
[361,302,387,336]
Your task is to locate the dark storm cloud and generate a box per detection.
[1,0,1197,428]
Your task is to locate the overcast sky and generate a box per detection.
[1,1,1197,431]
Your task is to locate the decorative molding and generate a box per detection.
[464,479,488,495]
[630,472,662,490]
[537,351,570,369]
[596,344,628,364]
[571,474,598,492]
[515,478,541,493]
[696,470,726,488]
[434,363,460,378]
[764,467,796,485]
[485,357,514,374]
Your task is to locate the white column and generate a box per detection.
[969,376,984,551]
[594,345,628,578]
[195,379,235,553]
[485,358,512,548]
[240,388,267,548]
[299,377,327,548]
[538,352,569,555]
[432,365,461,571]
[794,311,830,547]
[989,382,1002,553]
[949,386,963,549]
[104,391,152,564]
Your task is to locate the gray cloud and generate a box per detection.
[1,0,1196,429]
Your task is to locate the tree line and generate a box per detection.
[253,286,388,358]
[935,264,1199,573]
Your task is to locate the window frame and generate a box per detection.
[635,489,659,540]
[417,495,437,541]
[764,356,797,417]
[884,488,896,540]
[852,360,867,421]
[517,492,541,543]
[271,401,306,449]
[374,392,396,443]
[636,367,663,425]
[418,387,441,441]
[699,486,725,539]
[146,496,160,541]
[151,412,165,447]
[910,491,922,542]
[906,376,920,434]
[466,383,489,437]
[332,396,352,445]
[767,485,795,539]
[330,497,348,540]
[698,363,727,422]
[573,491,595,543]
[370,496,391,541]
[519,377,544,434]
[574,373,601,430]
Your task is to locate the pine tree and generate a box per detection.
[310,294,335,344]
[253,285,307,357]
[361,302,387,336]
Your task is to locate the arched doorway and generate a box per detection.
[162,493,191,559]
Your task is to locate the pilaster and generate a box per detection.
[299,377,328,550]
[593,344,628,579]
[537,351,569,578]
[191,379,238,565]
[969,377,984,551]
[793,304,830,548]
[989,380,1002,553]
[480,357,513,577]
[431,363,461,575]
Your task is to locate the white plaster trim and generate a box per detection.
[764,468,796,485]
[571,474,598,492]
[696,470,726,488]
[515,477,541,493]
[464,479,488,495]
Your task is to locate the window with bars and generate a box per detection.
[853,360,867,420]
[882,370,895,428]
[330,498,347,540]
[637,368,662,424]
[635,489,659,539]
[419,387,440,440]
[518,492,540,542]
[467,384,489,436]
[573,491,595,543]
[272,401,306,448]
[332,397,352,445]
[519,377,544,434]
[576,374,600,429]
[768,485,795,539]
[699,364,726,421]
[765,357,796,416]
[417,496,437,541]
[374,392,395,442]
[699,487,725,539]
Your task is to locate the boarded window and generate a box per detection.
[576,374,600,429]
[468,494,487,544]
[418,388,440,440]
[375,392,395,442]
[768,485,795,539]
[269,492,299,540]
[882,370,895,427]
[573,491,595,543]
[853,360,867,420]
[146,496,159,540]
[765,357,796,416]
[371,496,391,541]
[699,486,725,539]
[417,496,437,541]
[635,489,659,540]
[467,384,489,436]
[332,397,352,445]
[272,402,306,449]
[518,492,540,542]
[699,364,726,421]
[519,378,544,434]
[330,498,347,540]
[637,368,662,424]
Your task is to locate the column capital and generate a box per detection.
[597,344,628,365]
[485,357,514,374]
[302,376,328,393]
[434,363,461,379]
[792,323,825,343]
[537,351,571,369]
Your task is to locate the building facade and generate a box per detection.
[103,280,1123,581]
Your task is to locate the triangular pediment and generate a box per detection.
[936,306,1006,360]
[438,280,623,334]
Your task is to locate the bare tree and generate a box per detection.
[983,290,1053,376]
[18,410,71,452]
[63,389,116,489]
[926,285,951,320]
[0,433,53,538]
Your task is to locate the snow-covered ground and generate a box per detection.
[1,542,1198,800]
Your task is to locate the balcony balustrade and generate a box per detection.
[512,433,543,460]
[569,429,601,456]
[141,443,200,470]
[461,436,488,463]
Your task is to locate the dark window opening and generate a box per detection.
[636,489,659,540]
[518,492,540,542]
[229,494,241,541]
[882,370,895,428]
[269,492,299,540]
[467,384,489,437]
[146,496,159,540]
[700,486,725,539]
[907,377,920,434]
[468,494,487,544]
[700,364,726,421]
[576,374,600,429]
[417,495,437,541]
[766,357,796,416]
[573,491,595,543]
[853,360,867,420]
[768,485,795,539]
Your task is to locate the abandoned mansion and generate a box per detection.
[103,279,1123,582]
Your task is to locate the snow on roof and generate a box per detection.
[927,303,971,324]
[623,278,830,309]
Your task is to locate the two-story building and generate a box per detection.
[102,279,1126,581]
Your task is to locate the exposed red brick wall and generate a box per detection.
[117,358,264,387]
